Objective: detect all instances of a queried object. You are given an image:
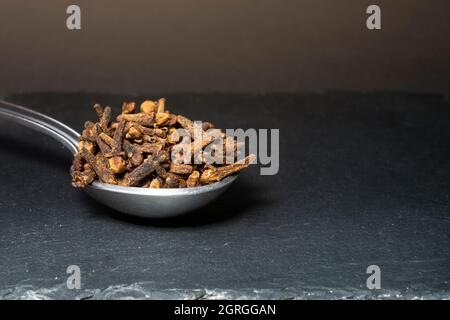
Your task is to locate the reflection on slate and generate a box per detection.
[0,93,449,299]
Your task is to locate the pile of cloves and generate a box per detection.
[71,98,255,188]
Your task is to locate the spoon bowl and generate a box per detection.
[85,175,238,218]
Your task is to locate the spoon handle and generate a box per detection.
[0,100,80,155]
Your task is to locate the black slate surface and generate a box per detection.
[0,93,449,299]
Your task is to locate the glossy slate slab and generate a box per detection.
[0,93,449,299]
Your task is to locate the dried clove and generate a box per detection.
[169,163,194,175]
[79,147,117,185]
[122,101,136,114]
[120,159,159,187]
[186,170,200,187]
[71,98,255,188]
[140,100,157,114]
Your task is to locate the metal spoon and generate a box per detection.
[0,100,237,218]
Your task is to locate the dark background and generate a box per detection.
[0,0,449,94]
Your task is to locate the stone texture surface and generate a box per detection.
[0,93,449,299]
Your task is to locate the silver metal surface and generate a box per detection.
[86,176,237,218]
[0,100,80,155]
[0,100,238,218]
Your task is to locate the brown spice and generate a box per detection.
[79,147,117,185]
[140,100,157,114]
[186,170,200,187]
[122,101,136,114]
[109,156,126,174]
[120,159,159,187]
[71,98,255,188]
[169,163,194,175]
